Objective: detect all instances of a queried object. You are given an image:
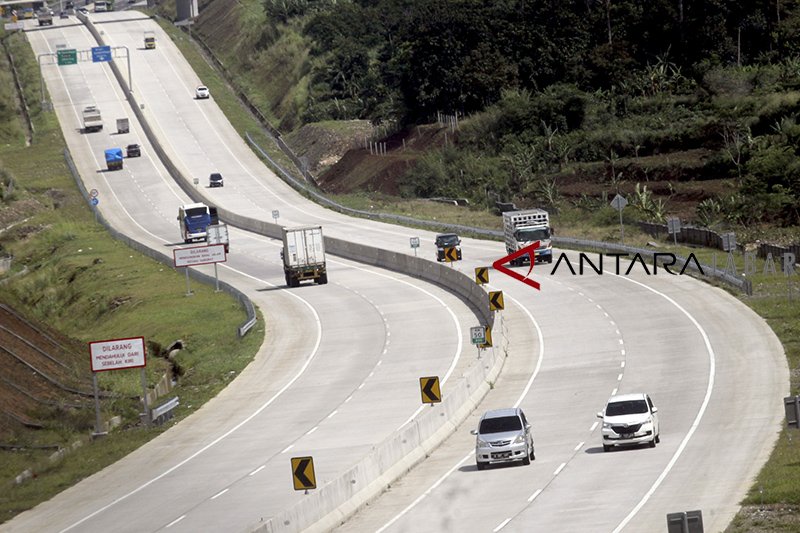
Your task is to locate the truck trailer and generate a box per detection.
[502,209,553,265]
[281,226,327,287]
[82,106,102,132]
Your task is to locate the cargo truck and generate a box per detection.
[177,202,212,243]
[144,31,156,49]
[82,106,102,132]
[37,8,53,25]
[502,209,553,265]
[281,226,327,287]
[104,148,123,171]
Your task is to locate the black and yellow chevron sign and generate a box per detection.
[419,376,442,404]
[291,456,317,491]
[475,267,489,285]
[444,246,459,262]
[480,326,493,348]
[489,290,504,311]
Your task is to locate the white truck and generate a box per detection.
[81,106,103,133]
[502,209,553,265]
[37,8,53,25]
[281,226,327,287]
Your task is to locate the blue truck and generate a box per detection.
[177,202,213,243]
[104,148,123,171]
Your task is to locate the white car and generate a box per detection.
[597,393,659,451]
[195,85,210,99]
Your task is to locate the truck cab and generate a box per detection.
[502,209,553,265]
[177,203,212,243]
[144,31,156,49]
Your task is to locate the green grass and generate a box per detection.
[0,26,264,524]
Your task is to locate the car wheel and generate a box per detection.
[649,438,656,448]
[530,448,535,461]
[476,461,485,471]
[655,433,660,444]
[522,450,531,466]
[603,444,611,452]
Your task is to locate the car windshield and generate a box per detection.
[605,399,648,416]
[515,227,550,241]
[479,415,522,434]
[437,235,459,246]
[198,86,207,91]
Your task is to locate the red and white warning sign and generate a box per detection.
[89,336,146,372]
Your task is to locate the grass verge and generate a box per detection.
[0,27,264,524]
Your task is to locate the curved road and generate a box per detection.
[5,11,789,533]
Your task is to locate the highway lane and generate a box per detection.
[94,11,787,532]
[337,255,786,532]
[5,19,486,533]
[14,11,789,533]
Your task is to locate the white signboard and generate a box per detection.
[4,22,23,31]
[173,244,227,267]
[90,336,146,372]
[410,237,420,249]
[470,326,486,345]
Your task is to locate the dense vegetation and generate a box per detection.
[231,0,800,229]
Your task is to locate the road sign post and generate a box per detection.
[611,194,628,244]
[489,290,504,312]
[272,209,280,224]
[291,456,317,492]
[173,244,227,296]
[410,237,420,257]
[667,216,681,245]
[89,336,148,431]
[419,376,441,405]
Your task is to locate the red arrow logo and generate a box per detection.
[492,242,541,290]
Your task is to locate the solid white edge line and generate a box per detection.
[377,294,545,531]
[611,275,715,533]
[60,270,324,533]
[493,518,512,532]
[165,515,185,528]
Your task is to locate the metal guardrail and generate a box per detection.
[150,396,179,425]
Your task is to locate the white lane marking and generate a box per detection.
[617,373,623,381]
[210,488,228,500]
[612,276,716,533]
[368,371,374,378]
[610,320,616,326]
[377,360,382,366]
[306,426,318,436]
[493,518,512,532]
[554,463,566,476]
[378,297,544,531]
[574,441,584,452]
[327,410,338,419]
[60,268,324,532]
[596,304,602,310]
[358,383,365,390]
[249,465,265,476]
[344,395,353,403]
[590,421,599,432]
[618,339,624,345]
[615,329,621,335]
[578,292,584,296]
[620,361,625,368]
[621,349,626,356]
[376,452,473,533]
[165,515,185,528]
[604,312,609,317]
[280,444,294,454]
[612,387,618,396]
[527,489,543,503]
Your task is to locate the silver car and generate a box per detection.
[472,407,535,470]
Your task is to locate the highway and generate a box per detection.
[5,11,790,533]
